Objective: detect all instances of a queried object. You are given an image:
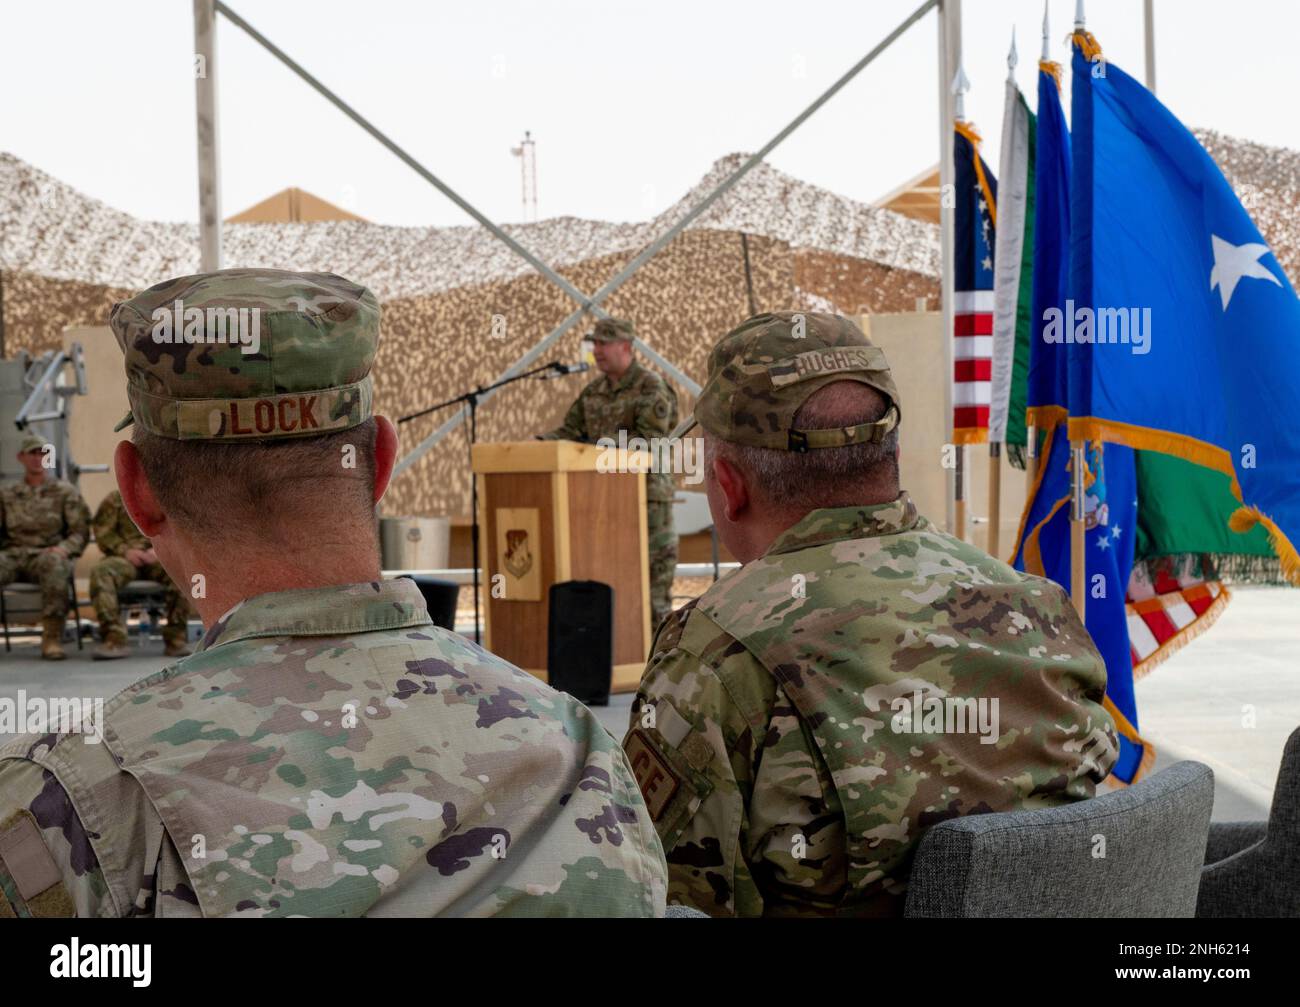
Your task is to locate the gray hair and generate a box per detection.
[706,381,899,511]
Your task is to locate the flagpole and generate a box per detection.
[1026,425,1038,494]
[1143,0,1156,92]
[987,27,1017,561]
[938,0,962,535]
[1024,5,1055,511]
[1026,2,1049,509]
[952,58,970,542]
[1069,0,1088,619]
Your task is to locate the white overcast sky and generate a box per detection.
[2,0,1295,228]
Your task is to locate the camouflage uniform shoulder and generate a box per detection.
[631,362,671,394]
[646,593,778,732]
[98,582,666,917]
[0,724,163,917]
[23,478,86,504]
[627,363,674,410]
[53,479,81,495]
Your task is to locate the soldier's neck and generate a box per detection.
[23,472,46,487]
[186,554,384,626]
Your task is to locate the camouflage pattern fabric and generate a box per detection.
[0,550,75,620]
[626,492,1118,917]
[108,268,379,441]
[589,317,636,343]
[0,578,667,917]
[645,501,677,636]
[0,479,90,619]
[89,491,190,645]
[541,358,679,628]
[672,311,900,450]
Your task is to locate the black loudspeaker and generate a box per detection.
[402,576,460,631]
[547,580,614,706]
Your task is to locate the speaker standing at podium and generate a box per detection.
[539,317,678,630]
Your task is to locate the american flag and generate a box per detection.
[1127,558,1230,678]
[953,122,997,443]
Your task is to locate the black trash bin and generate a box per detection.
[401,576,460,631]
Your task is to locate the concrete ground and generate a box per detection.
[2,587,1293,822]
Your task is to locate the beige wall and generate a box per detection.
[62,326,124,515]
[859,312,1028,563]
[62,326,127,582]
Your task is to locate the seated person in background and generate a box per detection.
[90,489,194,660]
[626,312,1118,917]
[0,434,90,660]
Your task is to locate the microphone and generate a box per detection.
[540,361,591,379]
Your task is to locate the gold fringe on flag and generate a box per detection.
[1130,584,1232,682]
[1230,506,1300,584]
[1071,30,1103,62]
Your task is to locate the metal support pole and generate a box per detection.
[214,2,591,311]
[194,0,222,270]
[215,1,702,462]
[938,0,961,534]
[987,440,1001,558]
[213,0,938,476]
[1026,422,1039,499]
[1143,0,1157,92]
[1070,440,1087,619]
[397,0,939,472]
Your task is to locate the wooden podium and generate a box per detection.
[471,440,652,692]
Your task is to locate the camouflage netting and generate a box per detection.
[0,151,941,517]
[3,132,1286,517]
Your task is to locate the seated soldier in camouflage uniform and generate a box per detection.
[0,270,666,917]
[539,317,679,630]
[89,489,193,660]
[625,312,1119,917]
[0,434,91,660]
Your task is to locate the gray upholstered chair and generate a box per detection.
[904,760,1214,917]
[664,903,709,918]
[1198,727,1300,918]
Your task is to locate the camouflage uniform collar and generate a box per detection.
[764,492,919,557]
[598,359,644,394]
[196,578,432,652]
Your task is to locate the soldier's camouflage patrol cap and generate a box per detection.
[673,311,900,451]
[588,317,635,343]
[108,268,380,441]
[17,433,47,454]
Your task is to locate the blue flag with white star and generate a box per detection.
[1066,33,1300,579]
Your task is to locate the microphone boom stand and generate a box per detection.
[397,362,567,644]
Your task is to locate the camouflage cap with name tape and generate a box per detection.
[108,268,380,441]
[672,311,900,451]
[588,317,636,343]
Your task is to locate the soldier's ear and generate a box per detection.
[114,440,166,538]
[712,456,749,522]
[371,416,399,505]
